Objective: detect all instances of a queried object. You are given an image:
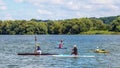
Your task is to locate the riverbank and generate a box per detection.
[80,30,120,35]
[0,30,120,35]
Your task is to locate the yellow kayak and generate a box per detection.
[94,49,109,53]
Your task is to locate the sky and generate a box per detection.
[0,0,120,20]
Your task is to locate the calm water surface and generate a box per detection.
[0,35,120,68]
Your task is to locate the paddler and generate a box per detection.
[71,45,78,55]
[59,40,63,48]
[96,46,100,51]
[36,43,42,54]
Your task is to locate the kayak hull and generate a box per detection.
[94,50,109,53]
[55,47,67,49]
[17,53,57,55]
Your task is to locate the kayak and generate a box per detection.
[52,54,95,58]
[17,53,58,55]
[94,50,109,53]
[55,47,67,49]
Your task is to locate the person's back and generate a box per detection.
[36,43,42,54]
[71,45,78,55]
[73,47,78,55]
[58,40,63,48]
[37,46,41,50]
[59,43,63,48]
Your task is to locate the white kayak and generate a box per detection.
[52,54,95,58]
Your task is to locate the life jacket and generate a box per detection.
[72,47,78,55]
[59,43,63,48]
[37,46,41,50]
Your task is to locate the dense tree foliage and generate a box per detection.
[111,17,120,32]
[99,16,118,24]
[93,15,120,24]
[0,15,120,35]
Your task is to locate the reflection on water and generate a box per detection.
[0,35,120,68]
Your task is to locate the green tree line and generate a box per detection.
[0,16,120,35]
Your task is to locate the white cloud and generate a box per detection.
[0,0,7,10]
[76,11,93,18]
[0,5,6,10]
[93,0,120,4]
[38,9,52,15]
[26,0,48,8]
[26,0,64,4]
[28,0,120,19]
[90,0,113,4]
[66,1,81,10]
[91,4,119,12]
[26,0,47,4]
[1,0,120,20]
[26,0,64,9]
[33,3,42,7]
[0,0,4,5]
[51,0,64,4]
[76,12,83,17]
[65,1,93,11]
[108,5,119,11]
[14,0,24,3]
[114,0,120,3]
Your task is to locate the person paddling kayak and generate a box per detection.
[71,45,78,55]
[35,43,42,54]
[58,40,63,48]
[34,36,42,54]
[94,47,109,53]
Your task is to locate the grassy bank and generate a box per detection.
[80,30,120,35]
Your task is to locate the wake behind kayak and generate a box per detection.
[52,54,95,58]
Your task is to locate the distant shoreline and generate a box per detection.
[0,31,120,35]
[80,30,120,35]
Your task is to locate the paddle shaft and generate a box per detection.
[34,35,37,52]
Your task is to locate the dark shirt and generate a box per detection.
[72,47,78,55]
[37,46,41,50]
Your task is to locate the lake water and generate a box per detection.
[0,35,120,68]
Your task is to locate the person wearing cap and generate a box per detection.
[36,43,42,54]
[71,45,78,55]
[96,46,100,51]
